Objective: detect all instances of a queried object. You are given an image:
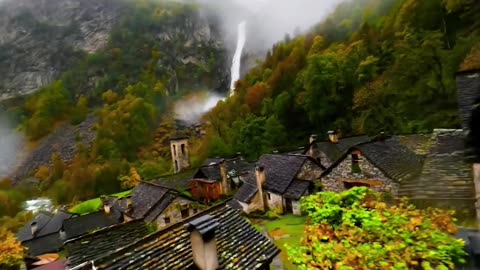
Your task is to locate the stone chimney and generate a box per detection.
[255,166,267,212]
[101,196,111,215]
[31,221,38,237]
[219,160,229,195]
[187,215,220,270]
[309,134,318,144]
[328,131,339,144]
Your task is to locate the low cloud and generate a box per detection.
[0,115,24,179]
[173,91,225,124]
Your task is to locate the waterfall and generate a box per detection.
[230,21,247,96]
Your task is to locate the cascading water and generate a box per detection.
[174,21,247,122]
[229,21,247,96]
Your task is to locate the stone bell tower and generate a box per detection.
[170,135,190,173]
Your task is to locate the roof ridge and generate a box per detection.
[91,200,233,266]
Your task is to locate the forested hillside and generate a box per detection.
[200,0,480,160]
[1,0,228,221]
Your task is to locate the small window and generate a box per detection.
[173,145,176,156]
[181,209,189,218]
[181,144,186,155]
[267,193,271,200]
[175,160,179,172]
[164,217,171,224]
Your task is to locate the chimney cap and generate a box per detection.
[272,150,279,154]
[327,130,337,135]
[256,165,265,172]
[187,215,220,238]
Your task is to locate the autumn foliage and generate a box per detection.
[0,227,25,267]
[288,187,466,270]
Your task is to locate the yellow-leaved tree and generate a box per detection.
[0,227,25,267]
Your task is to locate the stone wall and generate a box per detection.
[322,152,399,195]
[154,197,198,228]
[297,159,323,180]
[266,192,283,214]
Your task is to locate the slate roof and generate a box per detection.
[392,134,433,156]
[129,182,169,219]
[312,135,371,163]
[235,183,257,204]
[355,138,425,182]
[257,154,309,194]
[284,180,311,200]
[195,158,255,181]
[62,209,123,240]
[398,129,475,202]
[195,163,222,181]
[456,70,480,130]
[115,182,194,223]
[227,199,243,210]
[84,203,280,270]
[65,220,150,268]
[151,168,197,191]
[17,210,74,242]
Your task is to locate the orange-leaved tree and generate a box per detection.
[0,227,25,267]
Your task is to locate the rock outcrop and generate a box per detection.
[0,0,127,100]
[0,0,229,100]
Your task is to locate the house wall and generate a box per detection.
[297,159,323,180]
[321,153,399,195]
[266,192,283,214]
[240,191,265,214]
[292,200,301,216]
[189,180,223,202]
[155,197,199,228]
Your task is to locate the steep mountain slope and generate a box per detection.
[200,0,480,160]
[0,0,229,101]
[0,0,127,99]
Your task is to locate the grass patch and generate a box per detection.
[70,190,133,215]
[258,214,306,270]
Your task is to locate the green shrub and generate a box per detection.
[287,187,467,269]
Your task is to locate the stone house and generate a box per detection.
[321,137,424,196]
[306,132,371,167]
[62,205,123,241]
[16,210,74,257]
[231,154,323,215]
[70,203,280,270]
[111,181,204,228]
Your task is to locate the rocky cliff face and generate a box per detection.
[0,0,127,100]
[0,0,228,100]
